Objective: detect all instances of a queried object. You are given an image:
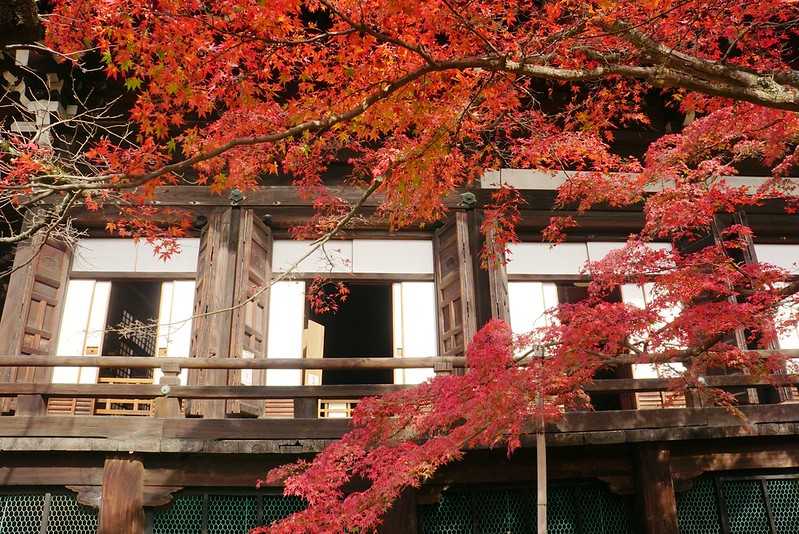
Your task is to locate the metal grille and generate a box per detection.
[152,494,204,533]
[676,476,721,534]
[417,483,634,534]
[722,479,770,534]
[0,492,97,534]
[766,478,799,533]
[45,494,99,534]
[676,473,799,534]
[0,494,45,534]
[151,492,305,534]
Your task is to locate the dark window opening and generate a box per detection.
[556,282,630,410]
[101,280,161,380]
[308,283,393,385]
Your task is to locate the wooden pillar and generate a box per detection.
[99,455,144,534]
[293,398,318,418]
[378,489,418,534]
[635,445,679,534]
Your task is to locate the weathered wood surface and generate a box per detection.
[1,373,796,401]
[147,186,462,208]
[635,445,679,534]
[227,209,272,416]
[433,211,478,357]
[99,456,145,534]
[1,405,798,442]
[0,238,71,412]
[188,207,238,418]
[0,355,466,368]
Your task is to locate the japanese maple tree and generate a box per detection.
[4,0,799,531]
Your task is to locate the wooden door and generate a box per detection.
[485,231,511,324]
[433,212,478,357]
[0,237,72,413]
[187,208,237,417]
[227,209,272,416]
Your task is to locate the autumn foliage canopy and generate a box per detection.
[4,0,799,531]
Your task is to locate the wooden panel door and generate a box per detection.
[0,237,72,413]
[485,231,511,324]
[227,209,272,416]
[433,212,478,357]
[187,208,237,417]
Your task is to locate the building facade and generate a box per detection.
[0,174,797,534]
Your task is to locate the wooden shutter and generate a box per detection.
[485,234,511,323]
[187,208,237,418]
[433,212,478,357]
[227,210,272,416]
[0,237,72,413]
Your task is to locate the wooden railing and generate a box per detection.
[0,353,797,421]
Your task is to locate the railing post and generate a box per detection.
[15,394,46,416]
[152,361,182,418]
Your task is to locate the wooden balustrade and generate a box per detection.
[0,354,797,423]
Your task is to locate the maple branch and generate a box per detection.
[318,0,436,65]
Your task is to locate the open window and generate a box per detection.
[754,244,799,400]
[505,241,678,411]
[267,238,438,417]
[49,238,198,416]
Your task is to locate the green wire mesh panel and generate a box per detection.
[569,484,635,534]
[418,483,634,534]
[417,489,473,533]
[260,495,305,525]
[676,477,721,534]
[153,494,204,534]
[721,479,770,534]
[45,494,98,534]
[0,494,45,534]
[766,478,799,534]
[207,495,258,534]
[152,493,305,534]
[0,493,97,534]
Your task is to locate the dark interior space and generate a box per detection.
[556,282,630,410]
[309,283,393,385]
[101,280,160,379]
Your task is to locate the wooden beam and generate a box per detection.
[99,455,144,534]
[0,405,797,444]
[144,186,464,208]
[0,355,466,369]
[635,445,679,534]
[0,382,409,398]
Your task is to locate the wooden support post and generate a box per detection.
[378,489,418,534]
[153,361,182,418]
[635,445,679,534]
[99,455,144,534]
[293,398,318,419]
[434,360,454,376]
[14,394,45,416]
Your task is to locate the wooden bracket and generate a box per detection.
[67,485,101,509]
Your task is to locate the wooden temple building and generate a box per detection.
[2,47,799,534]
